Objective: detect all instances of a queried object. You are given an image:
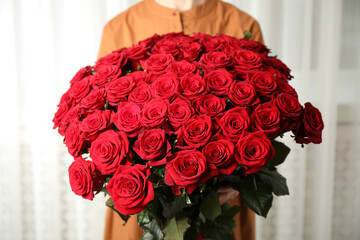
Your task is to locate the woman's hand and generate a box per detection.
[218,186,239,205]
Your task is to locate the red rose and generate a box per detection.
[293,102,324,144]
[228,80,260,107]
[202,140,237,176]
[128,81,153,108]
[177,115,212,148]
[64,120,84,156]
[90,130,130,175]
[107,165,154,215]
[194,94,226,117]
[68,156,104,200]
[151,73,179,100]
[111,102,142,138]
[277,80,298,99]
[90,65,121,87]
[95,50,127,67]
[274,93,303,121]
[53,102,70,130]
[140,53,174,75]
[168,98,194,131]
[234,131,275,175]
[217,107,250,143]
[236,38,270,55]
[251,102,283,138]
[124,45,147,69]
[80,88,106,112]
[105,75,136,106]
[179,73,206,101]
[141,98,168,128]
[127,71,150,84]
[164,149,217,194]
[249,71,278,101]
[59,105,82,136]
[265,56,293,80]
[204,69,233,96]
[232,50,263,74]
[166,60,198,77]
[68,77,91,102]
[81,110,111,141]
[179,42,202,61]
[138,34,161,50]
[70,66,92,85]
[199,51,233,73]
[133,129,171,166]
[151,39,180,56]
[198,35,223,52]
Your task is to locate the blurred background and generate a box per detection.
[0,0,359,239]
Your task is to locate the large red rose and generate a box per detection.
[164,150,217,194]
[151,73,179,100]
[80,88,106,112]
[141,98,168,128]
[251,102,283,138]
[95,50,127,67]
[107,165,154,215]
[90,130,130,175]
[234,131,275,175]
[105,75,136,106]
[202,140,237,176]
[232,49,263,74]
[249,71,278,101]
[228,80,260,107]
[68,77,91,103]
[140,53,174,75]
[199,51,233,73]
[179,42,202,61]
[166,60,198,77]
[177,115,213,148]
[81,110,111,141]
[64,120,84,157]
[133,129,171,166]
[90,65,121,87]
[111,102,142,138]
[204,69,233,96]
[151,39,180,56]
[194,94,226,117]
[168,98,194,131]
[179,73,206,101]
[128,82,153,108]
[293,102,324,144]
[217,107,250,142]
[70,66,92,85]
[274,93,303,122]
[68,156,104,200]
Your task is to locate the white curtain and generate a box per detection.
[0,0,359,240]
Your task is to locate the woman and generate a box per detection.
[97,0,264,239]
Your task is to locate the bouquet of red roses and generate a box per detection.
[53,32,324,240]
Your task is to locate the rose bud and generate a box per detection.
[292,102,324,144]
[68,156,104,200]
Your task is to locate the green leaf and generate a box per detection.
[105,197,130,225]
[239,182,273,218]
[158,191,187,219]
[243,30,252,40]
[142,220,164,240]
[163,216,190,240]
[138,209,152,225]
[269,140,291,166]
[200,190,221,221]
[256,168,290,196]
[141,231,156,240]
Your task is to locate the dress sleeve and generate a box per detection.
[250,20,264,44]
[97,22,117,60]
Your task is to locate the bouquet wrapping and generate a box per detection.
[53,32,324,240]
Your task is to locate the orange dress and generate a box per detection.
[97,1,264,239]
